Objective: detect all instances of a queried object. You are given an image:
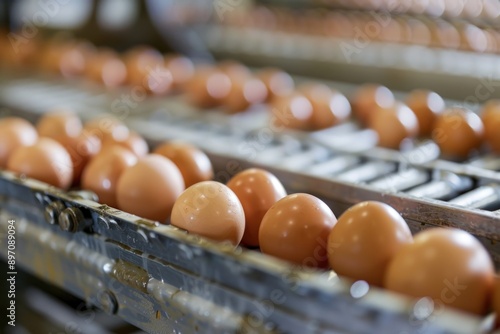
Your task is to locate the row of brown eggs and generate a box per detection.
[319,0,500,20]
[0,32,195,93]
[219,6,500,53]
[1,112,500,320]
[1,32,500,158]
[352,84,500,159]
[146,164,499,320]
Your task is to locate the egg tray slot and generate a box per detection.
[0,171,490,334]
[1,73,500,266]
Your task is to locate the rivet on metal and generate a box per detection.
[96,290,118,315]
[58,207,84,233]
[44,202,65,225]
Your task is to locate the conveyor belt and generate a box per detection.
[0,72,497,333]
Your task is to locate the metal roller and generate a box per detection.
[449,185,500,210]
[406,171,473,200]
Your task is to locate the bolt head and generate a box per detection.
[97,290,118,314]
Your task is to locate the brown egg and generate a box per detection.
[256,68,294,102]
[84,116,130,142]
[259,193,337,268]
[37,110,83,145]
[351,84,395,125]
[85,48,127,88]
[2,34,40,68]
[64,130,102,185]
[171,181,245,245]
[405,19,432,46]
[405,90,445,136]
[102,131,148,157]
[481,100,500,153]
[153,141,213,187]
[7,137,73,189]
[487,29,500,53]
[384,228,494,315]
[143,65,173,96]
[123,46,164,86]
[430,20,460,49]
[38,39,67,73]
[185,67,232,108]
[493,275,500,326]
[222,76,268,113]
[59,41,95,78]
[116,154,184,222]
[380,18,404,43]
[368,102,419,149]
[270,93,314,130]
[165,55,195,89]
[82,146,137,208]
[38,33,79,74]
[460,24,488,52]
[327,201,413,286]
[432,108,484,159]
[218,60,251,79]
[299,83,351,130]
[0,117,38,168]
[227,168,287,247]
[38,38,94,76]
[324,12,354,38]
[462,0,482,18]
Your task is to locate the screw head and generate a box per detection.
[44,202,64,225]
[58,207,84,233]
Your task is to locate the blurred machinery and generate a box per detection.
[1,0,500,333]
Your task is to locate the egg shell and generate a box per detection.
[185,67,232,108]
[153,141,213,187]
[85,48,127,88]
[84,117,130,142]
[384,228,494,315]
[259,193,337,268]
[170,181,245,245]
[64,130,102,185]
[59,41,95,78]
[493,275,500,326]
[123,46,164,86]
[0,117,38,168]
[432,107,484,159]
[116,154,185,223]
[218,60,251,79]
[270,93,314,130]
[299,83,351,130]
[165,55,195,88]
[7,137,73,189]
[430,20,460,49]
[368,102,419,149]
[405,90,446,136]
[481,100,500,153]
[227,168,287,247]
[37,110,83,145]
[82,146,137,208]
[327,201,413,286]
[256,68,294,102]
[143,65,173,96]
[102,131,148,157]
[351,84,395,125]
[222,76,268,113]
